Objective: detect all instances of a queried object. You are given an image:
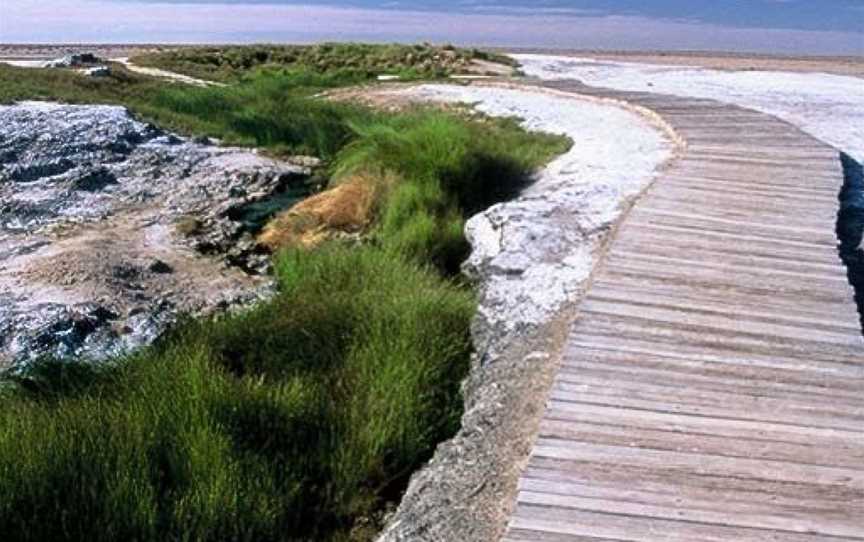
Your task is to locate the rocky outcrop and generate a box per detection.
[0,102,311,366]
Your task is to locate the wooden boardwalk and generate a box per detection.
[503,83,864,541]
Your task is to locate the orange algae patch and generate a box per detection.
[258,171,395,250]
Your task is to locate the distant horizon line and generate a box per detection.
[5,0,862,56]
[2,42,863,60]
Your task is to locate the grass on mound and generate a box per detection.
[0,58,570,541]
[132,42,518,83]
[0,63,374,158]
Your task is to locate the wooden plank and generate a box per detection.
[661,174,843,196]
[578,298,861,348]
[559,345,864,395]
[610,230,845,271]
[530,440,864,491]
[598,267,855,309]
[592,271,858,321]
[536,418,864,468]
[505,528,630,542]
[549,381,864,431]
[585,282,860,332]
[612,222,841,257]
[544,402,864,454]
[509,505,863,541]
[626,207,839,246]
[571,314,863,364]
[602,252,850,289]
[515,488,864,539]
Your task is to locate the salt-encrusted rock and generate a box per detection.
[0,102,311,366]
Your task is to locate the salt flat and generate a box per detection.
[515,54,864,162]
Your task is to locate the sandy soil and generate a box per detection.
[505,48,864,78]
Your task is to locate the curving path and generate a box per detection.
[112,57,226,87]
[504,82,864,541]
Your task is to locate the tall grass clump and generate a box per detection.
[332,112,570,272]
[0,246,473,542]
[144,70,377,157]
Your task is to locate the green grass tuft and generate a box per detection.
[332,112,570,272]
[0,246,474,541]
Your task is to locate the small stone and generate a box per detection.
[111,264,139,280]
[83,66,111,78]
[147,259,173,274]
[287,155,323,168]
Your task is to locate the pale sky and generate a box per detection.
[2,0,863,55]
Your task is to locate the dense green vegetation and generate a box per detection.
[0,63,372,157]
[0,247,474,541]
[132,42,518,83]
[333,112,569,274]
[0,52,568,541]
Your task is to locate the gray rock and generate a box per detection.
[45,53,102,68]
[83,66,111,78]
[0,102,311,367]
[147,259,173,274]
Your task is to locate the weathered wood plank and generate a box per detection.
[508,504,863,541]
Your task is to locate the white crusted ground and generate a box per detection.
[376,83,675,542]
[380,84,675,353]
[515,54,864,162]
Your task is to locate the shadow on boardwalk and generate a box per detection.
[838,152,864,334]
